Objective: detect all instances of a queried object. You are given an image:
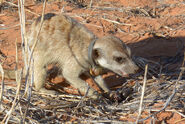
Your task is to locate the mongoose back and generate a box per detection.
[8,13,139,98]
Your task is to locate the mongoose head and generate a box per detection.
[92,36,139,77]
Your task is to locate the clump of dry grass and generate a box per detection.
[0,0,47,123]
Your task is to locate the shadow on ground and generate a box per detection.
[104,36,185,88]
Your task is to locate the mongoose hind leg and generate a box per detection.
[33,54,58,95]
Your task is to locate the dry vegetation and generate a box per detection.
[0,0,185,123]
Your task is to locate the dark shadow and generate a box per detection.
[103,36,184,88]
[104,74,127,88]
[127,36,184,59]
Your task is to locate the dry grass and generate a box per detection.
[0,53,184,123]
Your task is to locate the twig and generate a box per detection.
[175,117,185,124]
[84,120,126,123]
[92,6,126,12]
[76,86,90,108]
[40,102,78,110]
[1,69,22,123]
[0,24,20,30]
[15,39,19,84]
[0,63,5,109]
[4,1,40,16]
[102,18,132,26]
[121,99,159,107]
[139,8,150,17]
[18,0,27,71]
[25,117,40,123]
[136,64,148,123]
[89,0,93,8]
[145,109,184,114]
[34,92,82,99]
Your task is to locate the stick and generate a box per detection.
[102,18,132,26]
[0,63,5,109]
[1,70,22,123]
[89,0,93,8]
[5,1,40,16]
[76,86,90,108]
[136,64,148,123]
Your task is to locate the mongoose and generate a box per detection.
[3,13,139,99]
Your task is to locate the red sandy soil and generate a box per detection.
[0,0,185,123]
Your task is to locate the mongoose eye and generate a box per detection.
[114,57,126,64]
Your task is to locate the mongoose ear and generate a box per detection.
[92,48,101,59]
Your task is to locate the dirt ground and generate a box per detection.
[0,0,185,123]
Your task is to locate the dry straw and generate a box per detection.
[136,64,148,123]
[0,63,4,109]
[1,0,47,123]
